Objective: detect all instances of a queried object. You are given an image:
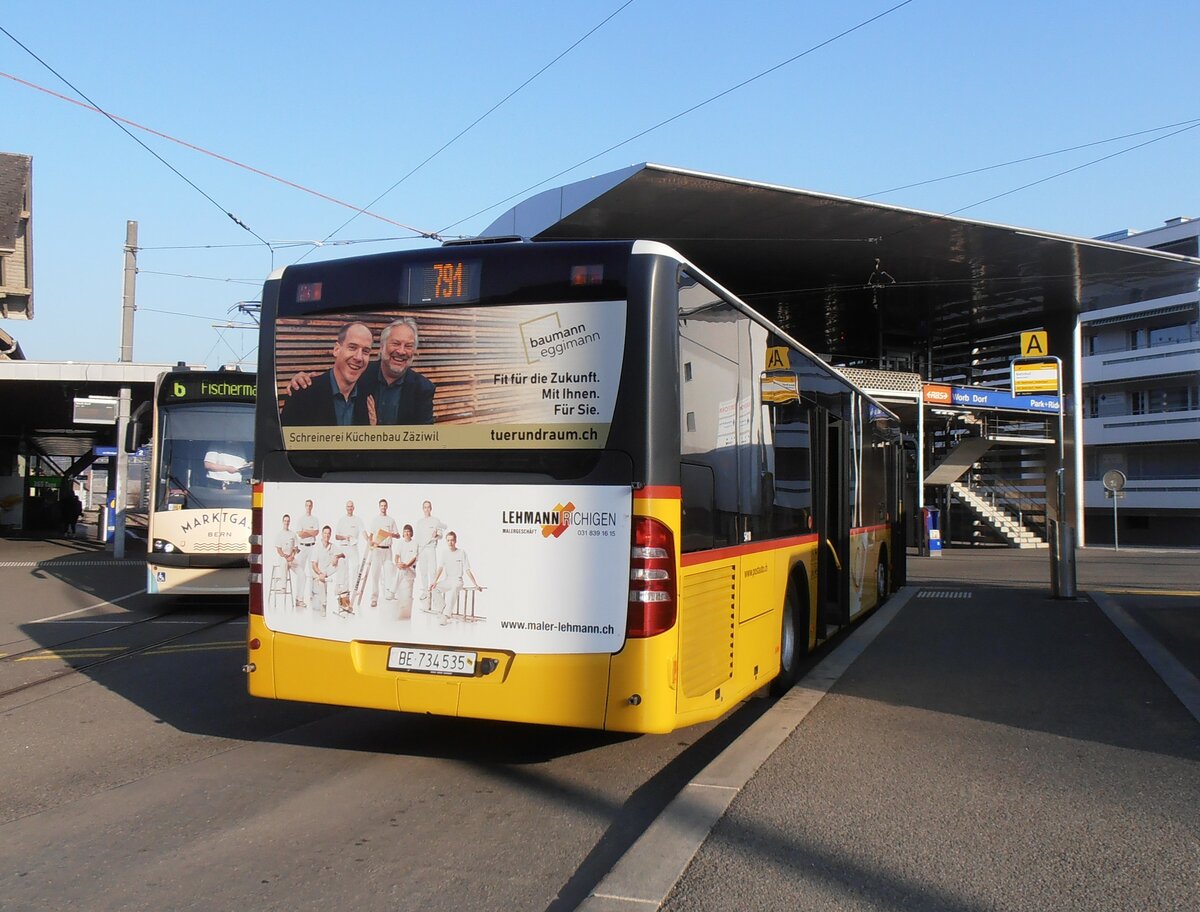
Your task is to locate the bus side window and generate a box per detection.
[769,403,814,537]
[680,462,716,553]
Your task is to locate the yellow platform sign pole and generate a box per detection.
[1012,354,1074,597]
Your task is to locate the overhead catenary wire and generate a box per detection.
[139,301,262,325]
[857,116,1200,199]
[778,115,1200,262]
[854,119,1200,250]
[438,0,918,234]
[0,69,434,239]
[137,270,262,286]
[942,121,1200,218]
[201,330,256,370]
[0,26,274,255]
[135,236,426,252]
[140,306,249,321]
[297,0,640,261]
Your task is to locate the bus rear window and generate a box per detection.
[273,301,627,454]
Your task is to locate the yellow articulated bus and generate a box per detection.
[132,366,257,596]
[247,240,902,732]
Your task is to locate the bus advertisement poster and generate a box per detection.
[273,300,626,450]
[263,480,631,653]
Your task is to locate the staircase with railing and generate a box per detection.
[926,410,1053,548]
[919,325,1062,548]
[950,479,1048,548]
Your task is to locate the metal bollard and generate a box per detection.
[1049,519,1077,599]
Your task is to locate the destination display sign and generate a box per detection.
[73,395,119,425]
[160,375,257,404]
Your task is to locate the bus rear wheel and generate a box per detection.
[771,576,807,696]
[876,546,890,606]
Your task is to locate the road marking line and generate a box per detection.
[1093,591,1200,725]
[147,620,223,625]
[590,896,659,906]
[33,618,243,625]
[34,646,115,653]
[35,619,141,625]
[0,560,144,568]
[146,641,244,654]
[1096,588,1200,598]
[13,640,242,662]
[30,589,146,623]
[18,651,118,662]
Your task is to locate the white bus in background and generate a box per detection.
[130,366,257,596]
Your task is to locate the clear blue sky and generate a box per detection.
[3,1,1197,367]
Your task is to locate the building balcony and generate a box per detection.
[1080,290,1198,325]
[1083,339,1200,384]
[1085,478,1200,512]
[1084,409,1200,446]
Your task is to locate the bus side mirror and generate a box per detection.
[125,402,151,453]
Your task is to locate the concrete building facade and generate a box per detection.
[1082,217,1200,545]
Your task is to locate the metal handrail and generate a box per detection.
[981,411,1054,440]
[967,473,1047,536]
[929,411,1053,543]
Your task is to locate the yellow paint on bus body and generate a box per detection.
[246,494,893,733]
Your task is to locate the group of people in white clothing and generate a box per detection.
[272,497,483,625]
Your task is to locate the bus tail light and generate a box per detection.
[627,517,677,638]
[249,482,264,616]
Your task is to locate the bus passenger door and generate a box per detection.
[815,413,849,638]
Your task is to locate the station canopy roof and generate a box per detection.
[480,164,1200,367]
[0,361,177,459]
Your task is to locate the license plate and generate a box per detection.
[387,646,476,677]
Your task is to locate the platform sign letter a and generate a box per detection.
[765,347,788,370]
[1021,331,1048,357]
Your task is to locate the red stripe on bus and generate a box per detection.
[634,486,681,500]
[681,534,819,567]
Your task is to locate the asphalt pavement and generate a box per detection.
[4,535,1197,911]
[583,546,1200,912]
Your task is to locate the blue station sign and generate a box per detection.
[925,383,1059,414]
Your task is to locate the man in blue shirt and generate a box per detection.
[279,322,373,426]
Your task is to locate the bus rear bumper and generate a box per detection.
[247,617,614,729]
[148,563,250,595]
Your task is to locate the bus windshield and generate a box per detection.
[156,401,255,511]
